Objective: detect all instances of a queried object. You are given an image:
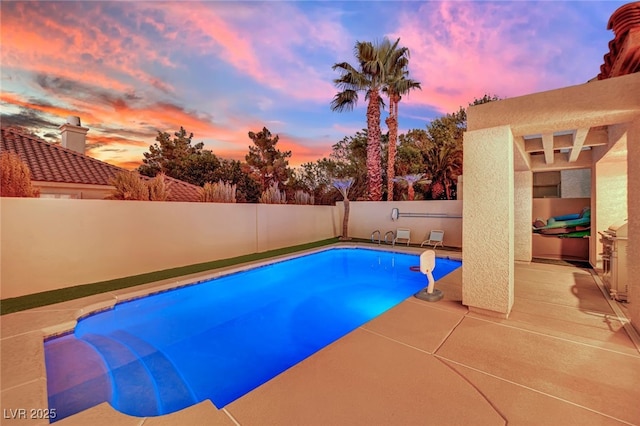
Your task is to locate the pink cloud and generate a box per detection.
[1,2,175,95]
[391,1,575,114]
[276,134,334,167]
[130,2,340,103]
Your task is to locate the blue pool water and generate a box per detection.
[45,248,461,421]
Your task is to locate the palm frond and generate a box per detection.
[332,62,359,74]
[331,90,359,112]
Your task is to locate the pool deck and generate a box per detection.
[2,244,639,425]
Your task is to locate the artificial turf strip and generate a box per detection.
[0,237,340,315]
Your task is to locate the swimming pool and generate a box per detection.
[45,247,461,421]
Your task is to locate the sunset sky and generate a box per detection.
[0,1,627,169]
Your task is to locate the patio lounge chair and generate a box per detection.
[393,228,411,246]
[421,230,444,249]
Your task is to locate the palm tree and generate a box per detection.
[332,177,354,239]
[423,143,462,199]
[382,39,421,201]
[331,39,394,201]
[394,174,431,201]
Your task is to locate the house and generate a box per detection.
[0,117,201,202]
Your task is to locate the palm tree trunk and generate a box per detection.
[366,89,382,201]
[386,94,399,201]
[340,198,350,240]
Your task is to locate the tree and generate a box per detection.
[0,151,40,197]
[394,174,430,201]
[396,130,428,175]
[245,127,292,192]
[139,127,206,180]
[214,159,261,203]
[423,112,465,200]
[332,38,402,201]
[332,177,354,240]
[328,131,370,200]
[175,151,221,186]
[292,161,331,201]
[382,38,421,201]
[422,95,499,199]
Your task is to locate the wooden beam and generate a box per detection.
[542,133,554,164]
[530,150,592,172]
[568,128,589,162]
[524,129,608,153]
[584,127,608,147]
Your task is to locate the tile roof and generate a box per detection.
[1,127,202,202]
[598,2,640,79]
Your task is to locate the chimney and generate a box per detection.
[59,116,89,154]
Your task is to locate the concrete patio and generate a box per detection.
[2,246,639,425]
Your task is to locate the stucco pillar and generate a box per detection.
[462,125,514,318]
[627,116,640,334]
[590,125,628,268]
[514,171,533,262]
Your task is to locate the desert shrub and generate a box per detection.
[0,151,40,197]
[108,171,149,200]
[199,180,237,203]
[293,190,314,205]
[259,182,287,204]
[147,173,170,201]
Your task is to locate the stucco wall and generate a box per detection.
[0,198,338,299]
[462,125,514,317]
[256,204,340,252]
[561,169,591,198]
[626,118,639,333]
[591,158,627,268]
[514,171,533,262]
[338,200,462,248]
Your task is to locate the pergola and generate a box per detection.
[461,72,640,332]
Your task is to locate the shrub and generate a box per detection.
[259,182,287,204]
[0,151,40,197]
[147,173,170,201]
[199,180,237,203]
[293,190,314,205]
[108,171,149,200]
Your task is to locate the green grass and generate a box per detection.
[0,238,340,315]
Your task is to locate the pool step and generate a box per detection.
[109,330,198,414]
[82,332,197,416]
[45,335,113,421]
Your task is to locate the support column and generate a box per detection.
[514,171,533,262]
[627,116,640,334]
[462,125,514,318]
[591,125,628,268]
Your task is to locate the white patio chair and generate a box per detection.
[421,230,444,249]
[393,228,411,246]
